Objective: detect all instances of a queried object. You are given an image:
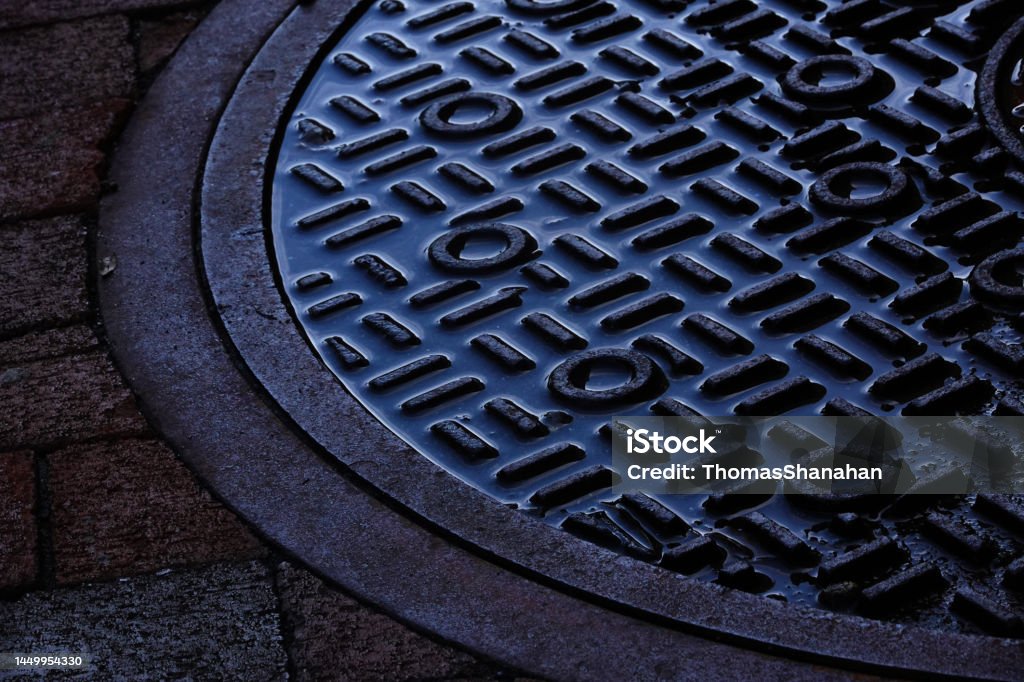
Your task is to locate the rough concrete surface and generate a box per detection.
[0,104,130,222]
[0,561,288,680]
[0,326,100,366]
[0,217,90,337]
[0,452,37,592]
[0,349,147,452]
[275,562,501,682]
[0,1,206,31]
[0,16,134,120]
[47,438,265,585]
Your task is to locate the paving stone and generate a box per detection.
[0,102,130,221]
[274,561,500,682]
[0,16,134,120]
[138,9,206,74]
[0,325,99,365]
[0,560,288,680]
[0,452,37,592]
[48,438,264,585]
[0,1,208,30]
[0,217,89,337]
[0,350,147,451]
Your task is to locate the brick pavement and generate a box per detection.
[0,217,90,336]
[0,452,36,593]
[0,561,289,679]
[0,2,520,678]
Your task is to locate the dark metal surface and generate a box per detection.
[97,0,1024,678]
[263,0,1024,634]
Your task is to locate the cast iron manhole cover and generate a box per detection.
[263,0,1024,637]
[100,0,1024,673]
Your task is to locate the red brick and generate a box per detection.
[0,451,37,591]
[275,562,497,681]
[138,9,205,74]
[0,325,99,365]
[0,102,129,221]
[48,438,264,585]
[0,350,147,451]
[0,1,208,31]
[0,16,134,120]
[0,217,89,336]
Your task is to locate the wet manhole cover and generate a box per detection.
[95,0,1024,667]
[261,0,1024,637]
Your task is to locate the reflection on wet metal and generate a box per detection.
[269,0,1024,634]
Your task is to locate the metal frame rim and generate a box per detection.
[981,14,1024,167]
[96,0,1024,678]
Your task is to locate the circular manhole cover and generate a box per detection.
[266,0,1024,633]
[101,0,1024,676]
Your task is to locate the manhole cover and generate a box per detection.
[99,0,1024,675]
[267,0,1024,635]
